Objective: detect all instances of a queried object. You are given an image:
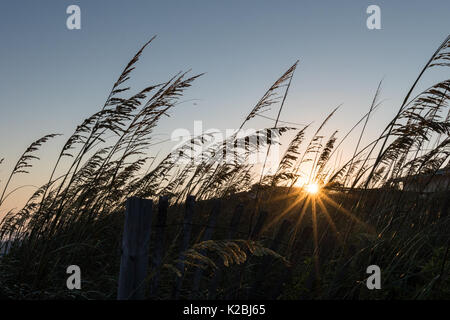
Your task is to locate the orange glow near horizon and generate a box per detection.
[261,182,375,283]
[305,183,320,195]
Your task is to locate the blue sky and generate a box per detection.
[0,0,449,209]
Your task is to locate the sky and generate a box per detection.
[0,0,449,211]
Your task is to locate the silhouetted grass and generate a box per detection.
[0,35,449,299]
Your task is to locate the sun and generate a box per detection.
[305,183,320,195]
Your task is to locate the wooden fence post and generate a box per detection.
[227,203,244,238]
[172,195,195,299]
[117,197,153,300]
[191,199,221,297]
[250,210,268,240]
[226,210,269,299]
[251,219,291,298]
[149,196,168,298]
[207,203,244,299]
[269,225,312,299]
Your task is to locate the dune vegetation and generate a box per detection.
[0,35,449,299]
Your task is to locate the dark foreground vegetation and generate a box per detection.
[0,35,449,299]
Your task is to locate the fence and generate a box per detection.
[117,195,297,300]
